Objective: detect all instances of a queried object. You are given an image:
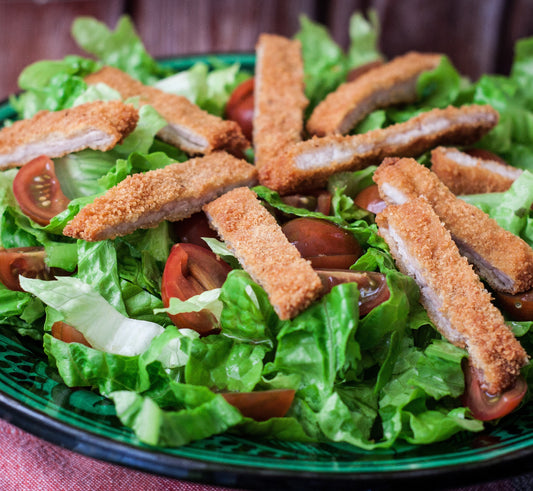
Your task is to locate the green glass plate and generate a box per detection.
[1,54,533,490]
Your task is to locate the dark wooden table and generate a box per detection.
[2,0,533,100]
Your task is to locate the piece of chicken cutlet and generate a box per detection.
[376,197,528,395]
[85,66,249,156]
[63,151,257,241]
[0,100,138,169]
[203,186,322,320]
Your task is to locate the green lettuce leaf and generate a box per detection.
[71,16,169,84]
[19,276,163,355]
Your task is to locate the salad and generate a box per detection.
[0,11,533,451]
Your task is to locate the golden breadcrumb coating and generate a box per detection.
[203,187,322,320]
[258,105,499,195]
[85,66,249,156]
[253,34,308,170]
[376,197,528,394]
[63,152,257,241]
[373,157,533,294]
[0,100,139,168]
[431,146,522,195]
[307,52,442,136]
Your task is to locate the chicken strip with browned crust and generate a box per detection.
[431,146,522,195]
[253,34,308,170]
[203,187,322,320]
[376,197,528,395]
[63,152,257,241]
[307,52,442,136]
[259,104,499,195]
[0,100,138,169]
[85,66,249,156]
[373,157,533,294]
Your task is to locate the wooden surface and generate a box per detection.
[1,0,533,101]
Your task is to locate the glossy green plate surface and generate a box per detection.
[1,55,533,490]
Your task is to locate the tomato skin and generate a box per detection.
[494,289,533,322]
[0,246,54,291]
[172,212,218,248]
[12,155,70,225]
[315,269,390,316]
[281,218,362,269]
[222,389,295,421]
[161,243,231,335]
[462,361,528,421]
[225,78,254,141]
[353,185,386,214]
[51,321,91,347]
[280,190,332,216]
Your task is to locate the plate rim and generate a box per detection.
[1,53,533,489]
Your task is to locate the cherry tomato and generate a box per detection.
[161,243,232,335]
[494,289,533,321]
[315,269,390,316]
[280,190,332,216]
[51,321,91,347]
[0,246,55,291]
[353,184,386,214]
[12,155,70,226]
[172,212,218,248]
[281,218,362,269]
[462,361,527,421]
[225,77,254,141]
[222,389,295,421]
[346,60,384,82]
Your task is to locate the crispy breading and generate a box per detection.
[203,187,322,320]
[85,66,249,156]
[253,34,308,170]
[373,157,533,294]
[431,146,522,195]
[258,104,499,195]
[376,197,528,394]
[307,52,442,136]
[0,100,138,169]
[63,152,257,241]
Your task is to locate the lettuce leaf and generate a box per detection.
[71,16,169,84]
[19,276,163,355]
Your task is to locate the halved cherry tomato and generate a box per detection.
[51,321,91,347]
[222,389,295,421]
[172,212,218,248]
[346,60,384,82]
[353,184,386,214]
[161,243,232,335]
[494,289,533,321]
[281,217,362,269]
[0,246,55,291]
[280,190,332,216]
[12,155,70,226]
[225,77,254,141]
[315,269,390,316]
[462,361,527,421]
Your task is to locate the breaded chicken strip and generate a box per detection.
[63,152,257,241]
[307,52,442,136]
[85,66,249,156]
[253,34,308,170]
[203,187,322,320]
[373,157,533,294]
[376,197,528,394]
[431,146,522,195]
[0,100,138,169]
[259,104,499,195]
